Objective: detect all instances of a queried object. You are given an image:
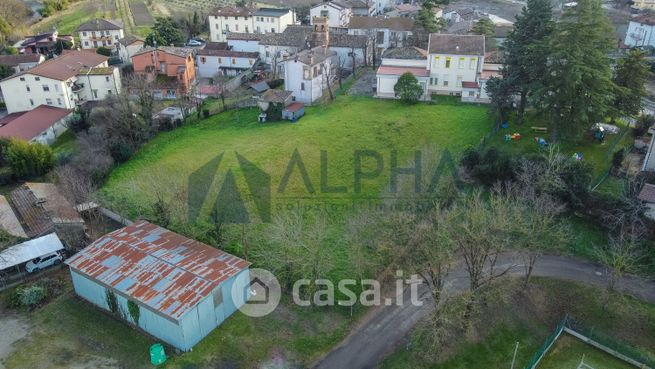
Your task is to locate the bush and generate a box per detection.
[467,147,515,186]
[612,149,625,169]
[460,146,481,170]
[96,46,111,56]
[19,285,46,308]
[203,109,210,118]
[4,288,22,309]
[110,142,134,163]
[394,72,424,104]
[4,139,55,178]
[268,79,284,89]
[0,166,13,185]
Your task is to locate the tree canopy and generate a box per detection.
[612,49,651,119]
[394,72,424,104]
[145,17,186,47]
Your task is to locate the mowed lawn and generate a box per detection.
[101,96,493,220]
[538,334,636,369]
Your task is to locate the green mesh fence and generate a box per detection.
[523,315,568,369]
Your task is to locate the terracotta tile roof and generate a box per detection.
[382,47,427,60]
[260,26,313,47]
[211,6,255,17]
[377,65,429,77]
[66,221,250,321]
[462,81,480,88]
[428,33,485,56]
[261,89,293,103]
[79,67,115,75]
[292,46,336,65]
[0,54,43,67]
[227,32,262,41]
[638,183,655,203]
[133,46,195,58]
[2,50,108,82]
[0,105,73,141]
[284,102,304,112]
[204,42,229,50]
[0,195,27,238]
[10,182,83,238]
[633,14,655,26]
[118,35,144,47]
[329,33,369,49]
[348,16,415,31]
[197,49,258,58]
[76,18,123,32]
[253,8,292,17]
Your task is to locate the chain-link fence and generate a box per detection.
[522,315,568,369]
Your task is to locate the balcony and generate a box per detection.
[71,83,84,93]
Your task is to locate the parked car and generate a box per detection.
[187,39,204,47]
[25,252,64,273]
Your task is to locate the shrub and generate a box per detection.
[460,146,481,170]
[470,147,515,186]
[96,46,111,56]
[612,149,625,169]
[394,72,424,104]
[109,142,134,163]
[0,166,13,185]
[203,109,210,118]
[4,139,55,178]
[19,285,47,308]
[268,79,284,89]
[4,288,22,309]
[128,300,141,325]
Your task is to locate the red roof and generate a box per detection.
[0,105,72,141]
[284,102,304,112]
[376,66,429,77]
[66,221,250,321]
[462,81,480,89]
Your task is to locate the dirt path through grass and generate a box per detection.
[0,315,29,369]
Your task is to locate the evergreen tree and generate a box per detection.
[486,77,515,126]
[502,0,554,124]
[145,17,185,47]
[394,72,424,104]
[612,49,651,119]
[537,0,616,141]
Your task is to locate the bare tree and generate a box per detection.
[595,230,642,293]
[321,59,337,101]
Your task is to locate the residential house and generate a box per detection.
[117,35,145,63]
[66,221,251,352]
[0,50,121,114]
[625,15,655,48]
[0,195,27,238]
[253,8,296,34]
[131,47,197,99]
[386,3,421,18]
[13,30,75,55]
[0,54,45,74]
[348,0,375,16]
[9,182,85,245]
[284,46,338,104]
[209,6,256,42]
[310,1,353,29]
[0,105,73,145]
[227,33,261,53]
[259,26,314,72]
[375,46,430,100]
[347,16,414,57]
[632,0,655,10]
[427,34,485,95]
[197,49,259,78]
[77,19,125,50]
[637,183,655,219]
[372,0,394,15]
[328,32,371,70]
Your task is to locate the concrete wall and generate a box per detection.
[1,75,72,114]
[253,12,294,34]
[625,21,655,48]
[376,74,429,100]
[228,39,260,53]
[197,54,256,78]
[331,46,365,70]
[285,58,334,104]
[32,114,71,145]
[209,15,254,42]
[79,29,125,49]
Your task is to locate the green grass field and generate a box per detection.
[101,96,494,220]
[538,334,635,369]
[32,0,117,35]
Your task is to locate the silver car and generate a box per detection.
[25,252,64,273]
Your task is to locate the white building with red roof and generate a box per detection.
[0,105,73,145]
[0,50,121,114]
[66,221,251,351]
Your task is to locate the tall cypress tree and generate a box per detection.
[537,0,616,141]
[502,0,554,124]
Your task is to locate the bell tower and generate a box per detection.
[311,16,330,48]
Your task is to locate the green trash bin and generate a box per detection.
[150,343,166,366]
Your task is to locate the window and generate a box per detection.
[445,58,451,69]
[301,82,305,91]
[105,76,110,82]
[443,80,448,87]
[26,86,30,92]
[84,41,89,46]
[35,77,40,81]
[20,77,25,81]
[245,26,249,32]
[234,16,238,20]
[469,58,477,70]
[231,58,236,64]
[200,57,206,64]
[29,99,34,106]
[83,32,87,36]
[57,98,62,105]
[236,24,239,31]
[45,98,52,105]
[54,84,59,92]
[212,288,223,307]
[468,91,474,97]
[271,28,275,33]
[248,59,253,65]
[458,57,465,69]
[456,76,462,87]
[92,89,98,99]
[107,90,112,95]
[218,57,222,63]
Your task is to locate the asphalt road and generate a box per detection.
[312,254,655,369]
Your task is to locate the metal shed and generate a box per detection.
[65,221,251,351]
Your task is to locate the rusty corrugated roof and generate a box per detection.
[66,221,250,321]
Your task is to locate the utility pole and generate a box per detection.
[510,342,519,369]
